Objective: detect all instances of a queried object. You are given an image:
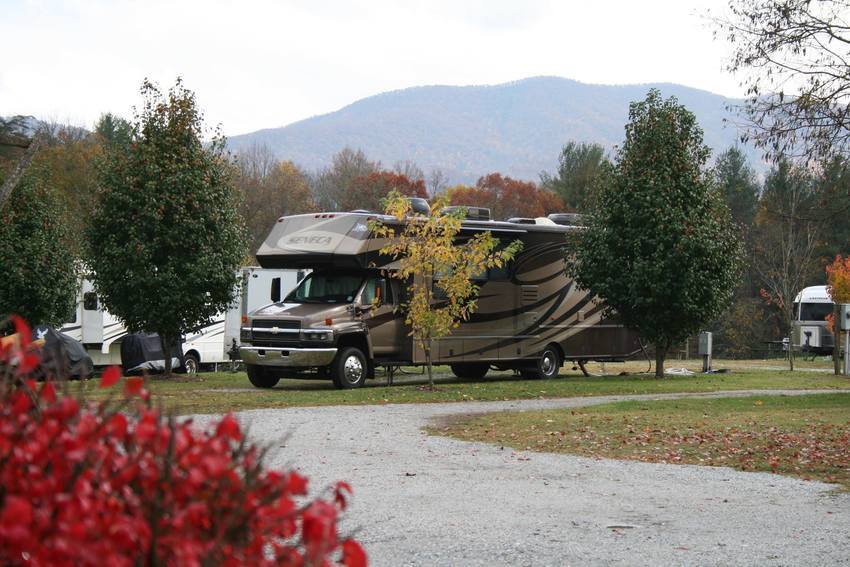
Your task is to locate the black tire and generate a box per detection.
[523,346,561,380]
[184,353,200,375]
[450,362,489,380]
[246,364,280,389]
[331,347,368,389]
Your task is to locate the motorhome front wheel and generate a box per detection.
[332,347,367,389]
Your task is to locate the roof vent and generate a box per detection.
[442,206,491,221]
[548,213,584,226]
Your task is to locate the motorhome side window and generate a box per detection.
[83,292,98,311]
[361,277,393,306]
[470,262,512,282]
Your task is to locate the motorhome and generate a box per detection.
[239,209,643,389]
[61,267,300,371]
[792,285,835,355]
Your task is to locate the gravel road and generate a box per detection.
[197,389,850,566]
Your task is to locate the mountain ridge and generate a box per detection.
[227,76,760,183]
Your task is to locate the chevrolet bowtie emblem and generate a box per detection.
[270,327,280,334]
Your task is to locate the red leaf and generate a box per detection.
[40,381,56,404]
[18,353,40,374]
[285,472,309,495]
[101,366,122,389]
[341,539,367,567]
[215,414,241,442]
[124,376,144,397]
[334,481,353,511]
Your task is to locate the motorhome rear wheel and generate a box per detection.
[331,347,367,389]
[450,362,489,380]
[246,364,281,389]
[522,346,561,380]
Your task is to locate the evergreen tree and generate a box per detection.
[540,141,608,211]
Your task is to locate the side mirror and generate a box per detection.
[270,277,281,303]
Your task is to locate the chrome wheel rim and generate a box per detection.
[541,352,557,376]
[343,355,364,384]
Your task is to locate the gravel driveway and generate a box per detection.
[197,389,850,566]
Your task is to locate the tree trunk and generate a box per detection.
[425,338,434,390]
[654,345,666,378]
[160,334,173,376]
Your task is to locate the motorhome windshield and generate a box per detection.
[285,272,364,304]
[797,302,832,322]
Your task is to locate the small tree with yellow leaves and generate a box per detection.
[370,192,522,389]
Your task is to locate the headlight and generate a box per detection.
[301,330,332,341]
[240,322,252,341]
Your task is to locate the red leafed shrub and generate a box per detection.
[0,315,367,566]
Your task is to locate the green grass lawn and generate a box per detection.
[431,393,850,489]
[75,363,850,415]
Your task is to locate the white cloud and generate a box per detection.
[0,0,740,135]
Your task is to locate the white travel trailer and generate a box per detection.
[61,267,301,371]
[792,285,835,355]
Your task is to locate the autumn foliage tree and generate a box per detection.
[343,171,427,212]
[714,0,850,162]
[826,255,850,374]
[370,192,521,388]
[237,143,317,254]
[447,173,565,220]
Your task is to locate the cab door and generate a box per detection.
[360,276,409,360]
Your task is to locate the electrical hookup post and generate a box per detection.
[840,304,850,376]
[699,331,712,373]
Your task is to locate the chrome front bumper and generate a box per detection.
[239,346,338,367]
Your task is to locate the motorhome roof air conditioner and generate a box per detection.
[548,213,584,226]
[441,206,491,221]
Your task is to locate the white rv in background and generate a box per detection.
[61,267,302,371]
[792,285,835,355]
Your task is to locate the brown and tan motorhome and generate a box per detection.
[239,209,642,388]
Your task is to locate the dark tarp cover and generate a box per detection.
[121,333,185,375]
[34,326,94,378]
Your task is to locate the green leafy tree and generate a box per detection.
[87,79,247,374]
[568,90,743,377]
[0,168,78,327]
[540,141,609,211]
[370,192,522,388]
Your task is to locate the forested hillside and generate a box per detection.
[228,76,762,183]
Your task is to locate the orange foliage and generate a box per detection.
[447,173,566,220]
[342,172,427,212]
[825,255,850,332]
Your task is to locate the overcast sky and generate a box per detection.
[1,0,740,136]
